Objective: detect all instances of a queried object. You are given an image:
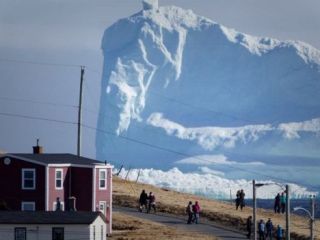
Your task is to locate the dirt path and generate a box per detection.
[114,206,247,240]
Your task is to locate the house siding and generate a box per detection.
[48,167,70,211]
[95,167,112,234]
[0,156,45,210]
[0,217,107,240]
[71,167,93,211]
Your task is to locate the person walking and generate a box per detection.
[192,201,201,224]
[280,192,286,214]
[266,218,273,240]
[258,219,266,240]
[236,190,241,210]
[186,201,193,224]
[139,189,148,212]
[239,189,246,211]
[246,216,253,239]
[274,193,281,213]
[276,225,283,240]
[147,192,156,213]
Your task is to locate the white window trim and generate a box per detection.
[53,201,65,211]
[55,168,63,190]
[22,168,36,190]
[21,201,35,211]
[99,169,107,190]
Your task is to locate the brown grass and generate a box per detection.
[110,212,219,240]
[113,177,319,240]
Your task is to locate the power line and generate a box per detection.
[0,58,81,68]
[0,96,77,109]
[0,112,76,125]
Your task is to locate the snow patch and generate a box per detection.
[147,112,273,150]
[147,113,320,149]
[278,118,320,139]
[176,154,265,166]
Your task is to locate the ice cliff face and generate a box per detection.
[97,2,320,195]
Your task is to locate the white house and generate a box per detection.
[0,211,107,240]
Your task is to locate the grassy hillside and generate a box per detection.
[113,177,319,239]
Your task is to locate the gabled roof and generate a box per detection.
[0,211,106,224]
[3,153,111,167]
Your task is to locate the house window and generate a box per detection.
[99,169,107,189]
[15,227,26,240]
[21,201,35,211]
[53,201,65,211]
[55,169,63,189]
[22,169,36,190]
[52,227,64,240]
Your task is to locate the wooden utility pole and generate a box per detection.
[77,66,85,156]
[286,184,290,240]
[253,180,257,240]
[311,195,315,240]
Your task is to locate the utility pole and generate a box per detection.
[253,180,257,240]
[286,184,290,240]
[77,66,85,156]
[311,195,315,240]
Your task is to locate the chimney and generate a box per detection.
[33,139,43,154]
[68,197,77,211]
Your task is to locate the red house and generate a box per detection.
[0,146,113,234]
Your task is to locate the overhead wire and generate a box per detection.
[0,112,76,125]
[0,96,77,109]
[0,58,81,68]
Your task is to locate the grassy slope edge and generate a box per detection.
[113,177,319,240]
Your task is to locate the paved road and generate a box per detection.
[114,206,247,240]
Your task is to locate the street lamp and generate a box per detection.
[293,195,316,240]
[252,180,290,240]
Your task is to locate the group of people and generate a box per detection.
[246,216,284,240]
[186,201,201,224]
[139,190,156,213]
[274,192,286,214]
[235,189,246,211]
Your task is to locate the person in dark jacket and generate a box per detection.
[139,189,148,212]
[274,193,281,213]
[280,192,286,214]
[239,189,246,210]
[276,225,283,240]
[258,219,266,240]
[236,190,241,210]
[266,218,273,240]
[186,201,193,224]
[246,216,253,239]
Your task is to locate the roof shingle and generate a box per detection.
[8,153,105,166]
[0,211,106,224]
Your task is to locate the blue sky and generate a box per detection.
[0,0,319,158]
